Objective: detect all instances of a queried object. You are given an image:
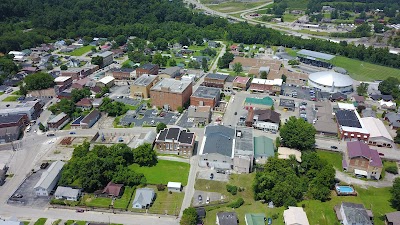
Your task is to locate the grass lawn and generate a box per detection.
[34,218,47,225]
[62,122,71,130]
[114,186,135,209]
[65,220,74,225]
[23,222,30,225]
[75,221,86,225]
[83,194,111,208]
[67,46,93,56]
[283,13,301,22]
[286,0,308,9]
[2,95,21,102]
[331,56,400,81]
[0,92,3,95]
[298,29,330,36]
[317,150,343,170]
[12,90,21,95]
[148,186,184,215]
[130,160,190,185]
[207,1,270,13]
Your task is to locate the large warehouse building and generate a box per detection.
[308,71,353,93]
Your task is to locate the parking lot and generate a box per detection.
[111,96,140,106]
[120,109,178,127]
[197,169,229,182]
[282,84,324,101]
[176,111,195,128]
[192,190,224,207]
[298,102,317,124]
[7,169,51,208]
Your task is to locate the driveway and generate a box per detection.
[192,190,223,207]
[335,170,398,188]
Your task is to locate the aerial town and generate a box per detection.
[0,0,400,225]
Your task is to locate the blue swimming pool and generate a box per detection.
[336,186,354,193]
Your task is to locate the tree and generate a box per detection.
[132,143,158,167]
[91,56,103,68]
[169,59,177,67]
[114,35,127,46]
[201,58,208,72]
[356,82,369,96]
[177,106,184,114]
[38,122,46,132]
[391,177,400,210]
[19,83,27,96]
[279,116,316,151]
[281,74,287,83]
[378,77,400,95]
[24,72,55,90]
[260,71,268,79]
[217,52,234,69]
[156,122,167,133]
[60,65,68,70]
[395,129,400,144]
[233,62,243,75]
[288,59,300,66]
[71,88,91,103]
[180,207,198,225]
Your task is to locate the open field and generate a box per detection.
[286,0,308,9]
[2,95,21,102]
[317,150,343,170]
[206,1,270,13]
[148,187,184,215]
[129,160,190,185]
[298,29,330,36]
[66,46,92,56]
[282,14,301,22]
[113,186,135,209]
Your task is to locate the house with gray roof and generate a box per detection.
[132,188,155,209]
[385,112,400,130]
[361,108,376,118]
[159,66,182,78]
[336,202,373,225]
[217,212,238,225]
[54,186,81,201]
[34,160,65,196]
[385,211,400,225]
[155,127,195,156]
[187,105,212,125]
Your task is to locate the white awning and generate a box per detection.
[357,135,361,137]
[351,134,355,137]
[344,133,348,136]
[354,169,368,176]
[364,135,368,138]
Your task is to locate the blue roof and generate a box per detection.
[71,116,84,125]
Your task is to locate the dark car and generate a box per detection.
[379,153,385,156]
[69,131,76,135]
[13,194,23,198]
[6,104,10,107]
[198,195,202,201]
[267,218,272,225]
[234,112,237,115]
[331,146,338,149]
[76,209,84,213]
[301,102,307,105]
[40,162,49,169]
[210,173,214,180]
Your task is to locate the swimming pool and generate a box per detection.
[336,186,355,193]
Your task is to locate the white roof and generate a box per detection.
[337,103,356,110]
[379,100,396,107]
[48,112,68,124]
[284,207,310,225]
[34,160,65,190]
[8,51,24,56]
[167,182,182,188]
[360,117,393,141]
[251,78,283,86]
[54,186,80,198]
[354,169,368,176]
[98,76,115,84]
[0,221,22,225]
[278,147,302,162]
[54,76,71,82]
[308,71,353,87]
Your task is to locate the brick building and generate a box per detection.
[54,76,72,92]
[249,78,283,94]
[190,86,220,108]
[202,73,228,89]
[232,76,251,91]
[130,75,159,99]
[155,127,196,157]
[106,68,135,80]
[47,113,70,130]
[0,114,28,143]
[136,64,159,77]
[150,78,192,111]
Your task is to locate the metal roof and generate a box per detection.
[360,117,393,141]
[151,78,191,93]
[297,49,335,60]
[54,186,80,198]
[202,125,235,156]
[133,74,158,86]
[253,136,274,158]
[192,86,220,99]
[34,160,65,190]
[336,110,362,128]
[245,97,274,106]
[48,112,68,124]
[308,71,353,87]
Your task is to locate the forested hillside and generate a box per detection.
[0,0,399,69]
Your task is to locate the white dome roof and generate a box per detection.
[308,71,353,87]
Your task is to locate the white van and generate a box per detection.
[26,125,31,132]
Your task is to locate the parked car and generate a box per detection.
[198,195,202,202]
[69,131,76,135]
[206,196,210,204]
[210,173,214,180]
[267,218,272,225]
[40,162,49,169]
[76,209,84,213]
[301,102,307,105]
[331,146,338,149]
[12,194,23,198]
[234,112,237,115]
[378,153,385,156]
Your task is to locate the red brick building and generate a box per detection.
[190,86,220,108]
[155,127,196,157]
[202,73,228,89]
[150,78,192,111]
[136,64,159,77]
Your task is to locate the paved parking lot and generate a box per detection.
[282,84,323,101]
[299,102,317,123]
[192,190,224,207]
[176,111,195,128]
[120,109,177,127]
[111,96,140,106]
[197,169,229,182]
[7,169,51,208]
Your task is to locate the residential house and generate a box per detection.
[336,202,373,225]
[385,112,400,129]
[278,147,302,162]
[158,67,182,79]
[96,76,115,88]
[244,97,274,110]
[130,74,159,99]
[34,160,65,196]
[92,51,113,67]
[92,98,104,108]
[217,212,238,225]
[54,186,81,201]
[106,68,135,80]
[245,108,280,132]
[208,41,218,48]
[330,92,348,102]
[150,78,192,111]
[249,78,283,95]
[47,113,70,130]
[253,136,275,164]
[71,77,91,89]
[353,95,365,104]
[343,141,383,179]
[132,188,155,209]
[76,98,93,110]
[80,110,101,129]
[155,127,195,156]
[360,117,393,147]
[187,106,212,125]
[0,114,27,143]
[385,211,400,225]
[283,207,310,225]
[362,108,376,118]
[370,94,393,101]
[100,182,124,197]
[232,76,251,91]
[190,86,221,108]
[202,73,228,89]
[167,182,182,192]
[136,64,159,76]
[245,213,266,225]
[22,66,39,74]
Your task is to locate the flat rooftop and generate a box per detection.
[297,49,335,61]
[151,78,191,93]
[336,110,362,128]
[133,75,158,86]
[54,76,71,82]
[192,86,220,99]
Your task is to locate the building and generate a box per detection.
[360,117,393,147]
[249,78,283,94]
[228,57,279,74]
[232,76,251,91]
[61,66,98,80]
[278,147,302,162]
[158,66,182,79]
[362,108,376,118]
[279,99,296,111]
[136,63,159,76]
[217,212,238,225]
[55,76,72,91]
[54,186,81,201]
[335,109,370,141]
[385,211,400,225]
[245,108,280,132]
[150,78,192,111]
[343,141,383,179]
[233,127,254,173]
[0,114,27,143]
[187,105,212,125]
[283,207,310,225]
[202,73,228,88]
[155,127,195,156]
[314,101,338,137]
[93,51,113,67]
[190,86,221,108]
[244,97,274,110]
[385,112,400,130]
[254,136,274,164]
[245,213,266,225]
[80,110,101,129]
[71,77,91,89]
[92,98,104,108]
[130,74,159,99]
[132,188,155,209]
[330,92,348,102]
[0,100,42,120]
[75,98,93,110]
[34,160,65,196]
[0,219,23,225]
[97,76,115,88]
[167,182,182,192]
[199,125,235,170]
[47,113,70,130]
[336,202,373,225]
[106,68,135,80]
[297,49,335,68]
[100,182,124,197]
[308,71,353,93]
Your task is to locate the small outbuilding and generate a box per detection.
[167,182,182,192]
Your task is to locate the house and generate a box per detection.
[80,110,101,129]
[54,76,72,91]
[96,76,115,88]
[190,86,221,108]
[249,78,283,94]
[199,125,235,170]
[136,63,159,76]
[217,212,238,225]
[362,108,376,118]
[385,211,400,225]
[245,213,266,225]
[379,99,397,110]
[54,186,81,201]
[92,98,104,108]
[208,41,218,48]
[76,98,93,110]
[0,114,28,143]
[254,136,274,164]
[47,113,70,130]
[58,91,72,100]
[232,76,251,91]
[92,51,113,67]
[336,202,373,225]
[230,45,239,52]
[132,188,155,209]
[278,147,302,162]
[335,109,370,141]
[167,182,182,192]
[385,112,400,129]
[101,182,124,197]
[244,97,274,110]
[0,100,42,120]
[283,207,310,225]
[245,108,280,132]
[353,95,365,104]
[130,74,159,99]
[158,66,182,79]
[343,141,383,179]
[71,77,91,89]
[360,117,393,147]
[150,78,192,111]
[155,127,196,156]
[187,105,212,125]
[34,160,65,196]
[330,92,348,102]
[202,73,228,89]
[370,94,393,101]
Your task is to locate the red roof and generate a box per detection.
[347,141,382,167]
[233,76,250,84]
[103,182,124,196]
[76,98,92,107]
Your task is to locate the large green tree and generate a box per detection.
[233,62,243,75]
[391,177,400,210]
[180,207,198,225]
[217,52,234,69]
[132,143,158,167]
[279,116,316,151]
[378,77,400,95]
[24,72,54,90]
[356,82,369,96]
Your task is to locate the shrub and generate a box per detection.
[386,165,399,174]
[228,198,244,208]
[272,213,279,220]
[226,184,238,195]
[157,184,166,191]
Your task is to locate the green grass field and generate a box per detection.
[282,13,301,22]
[83,194,111,208]
[67,46,93,56]
[2,95,21,102]
[286,0,308,9]
[207,1,270,13]
[114,186,135,209]
[148,187,184,215]
[34,218,47,225]
[130,160,190,185]
[317,150,343,170]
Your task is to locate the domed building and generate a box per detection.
[308,71,353,93]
